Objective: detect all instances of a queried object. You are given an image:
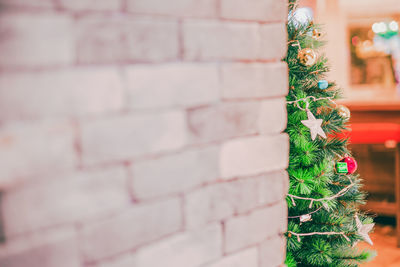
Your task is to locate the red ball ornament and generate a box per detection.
[341,156,358,174]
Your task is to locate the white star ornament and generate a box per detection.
[301,110,327,141]
[355,215,374,245]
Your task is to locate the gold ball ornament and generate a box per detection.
[337,105,351,120]
[312,29,322,39]
[298,48,317,66]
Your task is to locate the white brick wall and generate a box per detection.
[221,62,288,99]
[220,0,287,22]
[0,13,74,67]
[0,68,124,121]
[224,201,287,253]
[127,0,217,18]
[81,111,187,164]
[0,0,288,266]
[131,146,219,199]
[80,198,183,262]
[59,0,122,11]
[206,247,258,267]
[220,135,289,178]
[3,167,130,236]
[133,224,222,267]
[183,21,260,60]
[0,121,77,185]
[126,64,219,109]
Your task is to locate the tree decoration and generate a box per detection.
[341,156,358,174]
[301,110,327,140]
[336,162,348,174]
[298,48,317,66]
[299,214,312,223]
[312,28,322,39]
[355,215,374,245]
[337,105,351,120]
[285,2,375,266]
[318,79,329,89]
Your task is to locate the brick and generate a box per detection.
[134,224,222,267]
[0,0,54,8]
[259,235,286,267]
[98,253,136,267]
[59,0,122,11]
[76,16,179,63]
[221,62,288,99]
[132,146,219,199]
[220,134,289,179]
[185,184,233,229]
[224,201,287,253]
[220,0,287,22]
[0,68,124,122]
[81,111,187,164]
[258,171,289,206]
[0,13,73,67]
[0,121,76,186]
[3,167,130,237]
[126,63,219,109]
[127,0,217,17]
[126,17,179,62]
[80,198,182,261]
[76,15,128,64]
[206,247,258,267]
[259,23,287,60]
[188,102,259,144]
[183,20,260,60]
[0,228,80,267]
[258,98,287,134]
[185,177,261,229]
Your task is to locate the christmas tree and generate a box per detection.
[285,1,376,266]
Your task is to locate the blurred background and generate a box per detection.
[300,0,400,266]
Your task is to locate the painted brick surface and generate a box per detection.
[0,229,80,267]
[59,0,122,11]
[81,111,187,164]
[126,64,219,109]
[0,68,124,121]
[0,0,288,266]
[3,167,130,237]
[188,102,259,143]
[80,198,182,261]
[206,247,258,267]
[221,62,288,99]
[127,0,217,18]
[134,224,222,267]
[224,201,287,253]
[0,121,77,185]
[131,146,219,199]
[77,16,179,63]
[220,0,287,22]
[183,20,260,60]
[0,0,54,8]
[0,13,73,67]
[259,235,287,267]
[185,175,274,229]
[220,134,289,178]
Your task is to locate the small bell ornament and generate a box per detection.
[298,48,317,66]
[337,105,351,120]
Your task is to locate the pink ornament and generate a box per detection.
[341,156,358,174]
